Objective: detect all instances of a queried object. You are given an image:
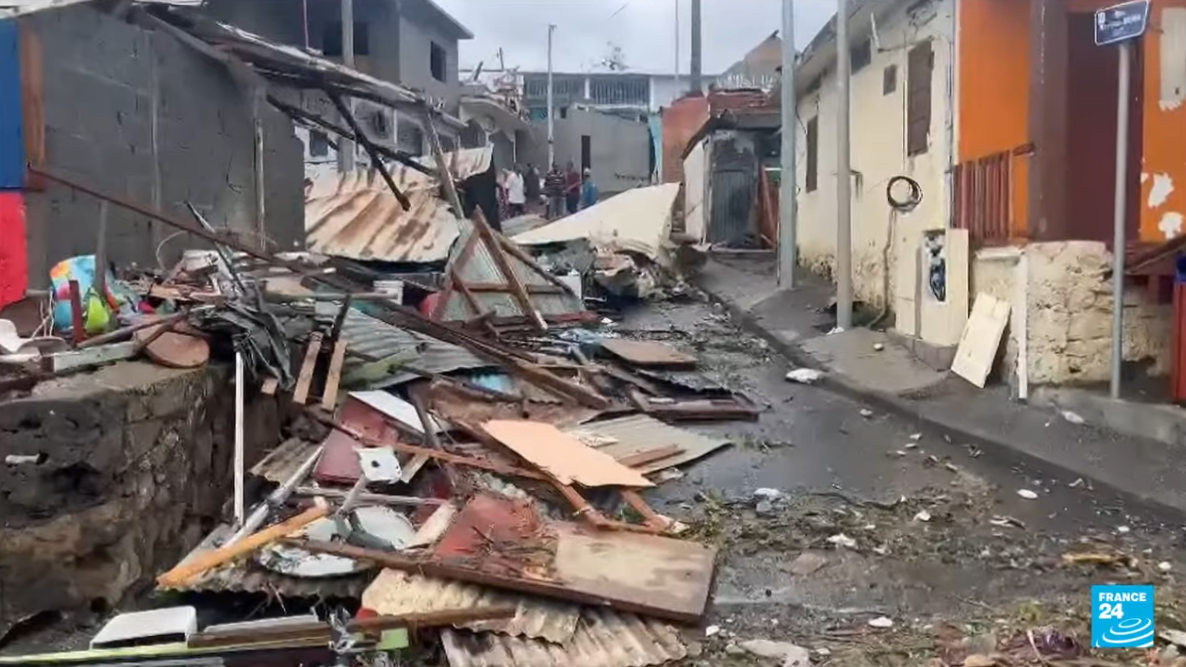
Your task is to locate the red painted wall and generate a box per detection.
[0,192,27,309]
[661,96,710,184]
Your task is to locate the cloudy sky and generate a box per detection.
[433,0,834,74]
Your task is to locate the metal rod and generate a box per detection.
[778,0,797,288]
[95,201,109,302]
[546,24,556,167]
[337,0,356,173]
[326,88,411,209]
[234,351,245,527]
[226,444,324,546]
[1110,40,1132,399]
[835,0,853,330]
[674,0,680,93]
[690,0,702,93]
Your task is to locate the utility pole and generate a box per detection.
[337,0,356,173]
[835,0,853,330]
[1110,40,1133,398]
[690,0,702,93]
[778,0,796,288]
[674,0,680,94]
[547,24,556,167]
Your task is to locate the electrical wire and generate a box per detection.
[886,175,923,213]
[869,175,924,328]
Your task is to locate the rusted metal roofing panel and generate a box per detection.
[159,524,373,600]
[306,172,460,264]
[304,147,493,264]
[569,415,731,474]
[440,608,687,667]
[361,570,580,643]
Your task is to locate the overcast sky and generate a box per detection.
[433,0,834,74]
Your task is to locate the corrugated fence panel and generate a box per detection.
[0,19,24,189]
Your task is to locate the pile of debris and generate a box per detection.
[0,158,752,667]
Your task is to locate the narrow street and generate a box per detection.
[624,295,1186,667]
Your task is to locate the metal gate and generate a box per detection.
[707,138,758,246]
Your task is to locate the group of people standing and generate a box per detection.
[499,162,598,221]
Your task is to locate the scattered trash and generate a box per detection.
[705,625,721,637]
[963,655,1000,667]
[867,616,894,629]
[739,639,811,666]
[1117,525,1131,534]
[826,533,858,549]
[873,343,885,351]
[1161,629,1186,648]
[909,433,922,441]
[753,488,783,501]
[785,368,825,385]
[905,442,919,450]
[1061,410,1086,425]
[1068,477,1085,488]
[1016,489,1039,500]
[913,510,932,523]
[860,408,874,418]
[1160,561,1174,572]
[989,516,1026,529]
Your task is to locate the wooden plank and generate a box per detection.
[616,445,683,469]
[620,489,669,531]
[68,279,84,344]
[41,341,137,374]
[134,324,210,369]
[600,339,698,368]
[292,332,323,405]
[482,420,653,489]
[320,340,348,411]
[951,293,1012,388]
[296,493,717,624]
[470,208,544,332]
[260,376,280,395]
[18,24,44,191]
[156,506,329,588]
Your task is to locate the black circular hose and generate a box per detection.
[886,175,923,213]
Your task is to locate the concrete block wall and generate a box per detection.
[971,241,1172,388]
[18,5,303,287]
[0,362,281,638]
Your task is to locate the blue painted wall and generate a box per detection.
[0,19,24,190]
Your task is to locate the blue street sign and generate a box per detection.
[1095,0,1151,46]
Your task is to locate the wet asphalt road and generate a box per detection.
[621,296,1186,648]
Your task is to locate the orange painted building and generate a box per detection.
[958,0,1186,248]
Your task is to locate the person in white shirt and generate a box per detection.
[505,166,526,216]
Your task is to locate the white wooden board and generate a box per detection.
[951,293,1011,388]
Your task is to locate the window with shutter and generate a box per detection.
[906,41,933,157]
[806,116,819,193]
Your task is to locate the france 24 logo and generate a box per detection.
[1092,585,1155,648]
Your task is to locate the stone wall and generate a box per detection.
[970,241,1171,388]
[0,362,280,639]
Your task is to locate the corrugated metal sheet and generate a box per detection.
[512,185,679,264]
[251,438,315,483]
[303,147,494,265]
[322,306,491,385]
[0,0,201,16]
[306,173,459,264]
[361,570,580,643]
[159,524,374,599]
[440,216,584,322]
[440,608,687,667]
[569,414,731,474]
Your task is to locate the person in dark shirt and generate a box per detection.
[544,164,566,219]
[523,164,542,213]
[564,162,581,214]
